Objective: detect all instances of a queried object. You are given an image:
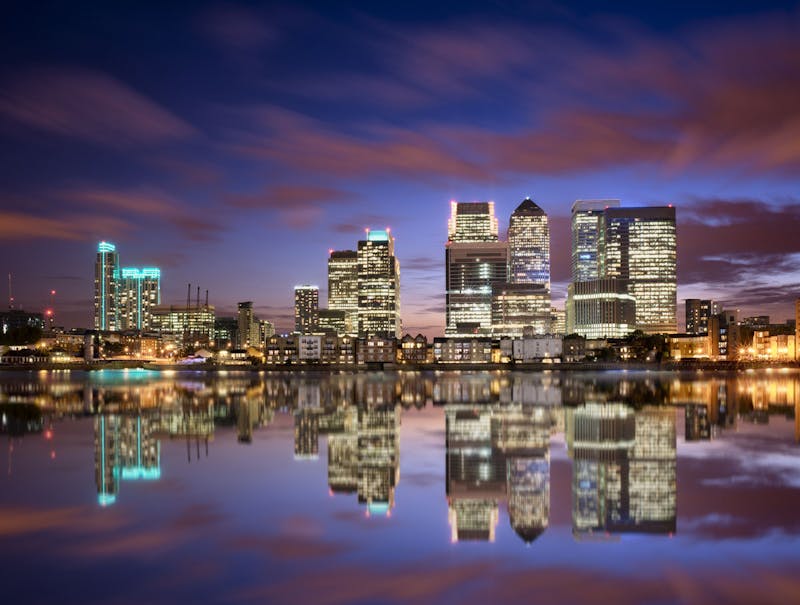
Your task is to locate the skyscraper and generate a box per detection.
[118,267,161,331]
[294,285,319,334]
[328,250,359,335]
[599,206,677,334]
[94,241,119,331]
[446,202,507,335]
[447,201,498,242]
[571,200,620,282]
[357,229,401,338]
[237,301,259,348]
[508,198,550,289]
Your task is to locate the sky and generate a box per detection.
[1,0,800,336]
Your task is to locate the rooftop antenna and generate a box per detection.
[205,289,209,309]
[196,285,200,310]
[7,272,13,310]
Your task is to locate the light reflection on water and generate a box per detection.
[1,370,799,604]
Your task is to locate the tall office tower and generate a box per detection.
[118,267,161,331]
[685,299,714,335]
[94,241,120,331]
[328,250,359,335]
[508,198,550,288]
[599,206,677,334]
[294,285,319,334]
[447,200,499,242]
[571,200,620,281]
[357,229,401,338]
[446,202,507,335]
[237,301,259,348]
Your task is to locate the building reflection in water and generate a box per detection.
[435,377,560,543]
[566,404,676,538]
[3,370,797,516]
[293,376,401,515]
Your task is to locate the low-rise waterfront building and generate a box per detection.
[433,337,494,363]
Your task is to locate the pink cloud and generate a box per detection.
[0,67,195,146]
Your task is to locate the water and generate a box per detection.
[1,369,799,604]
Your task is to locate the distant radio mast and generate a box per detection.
[7,272,13,310]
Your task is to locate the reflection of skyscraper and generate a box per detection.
[294,408,319,459]
[493,405,553,543]
[327,407,358,493]
[94,241,119,331]
[94,415,120,506]
[119,416,161,480]
[685,404,712,441]
[567,404,676,538]
[357,404,400,514]
[445,406,504,541]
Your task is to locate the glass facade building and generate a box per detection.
[508,198,550,289]
[357,230,401,338]
[571,200,620,282]
[94,241,119,331]
[294,285,319,334]
[118,267,161,331]
[599,207,677,334]
[447,201,498,243]
[328,250,359,336]
[446,202,507,336]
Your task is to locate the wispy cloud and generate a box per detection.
[0,67,196,146]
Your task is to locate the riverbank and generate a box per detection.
[1,359,798,372]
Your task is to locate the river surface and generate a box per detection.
[1,369,799,604]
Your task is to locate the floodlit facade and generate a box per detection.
[491,282,551,337]
[447,201,499,242]
[151,305,216,345]
[357,230,401,338]
[599,206,677,334]
[508,198,550,289]
[446,241,508,335]
[566,279,636,339]
[94,241,120,331]
[328,250,359,335]
[294,285,319,334]
[118,267,161,331]
[571,200,620,282]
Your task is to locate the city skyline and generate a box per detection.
[2,1,800,337]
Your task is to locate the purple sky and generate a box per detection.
[1,1,800,336]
